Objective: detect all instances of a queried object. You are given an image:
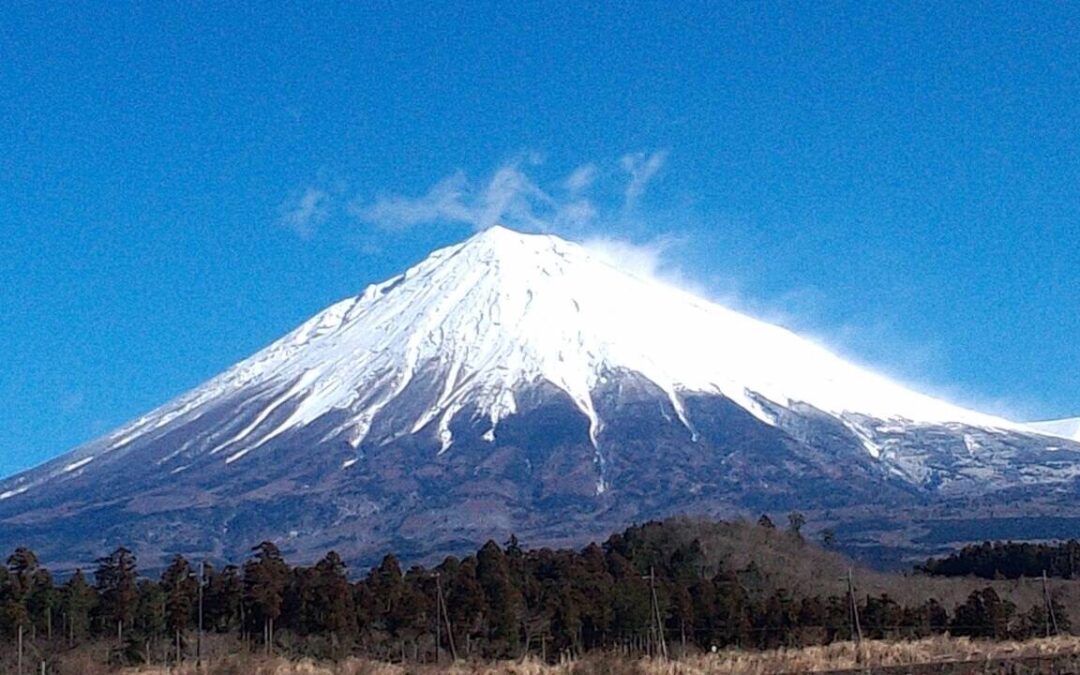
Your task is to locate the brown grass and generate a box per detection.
[116,635,1080,674]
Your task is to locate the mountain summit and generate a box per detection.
[2,227,1077,568]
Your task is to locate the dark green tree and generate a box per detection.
[307,551,358,649]
[204,564,242,633]
[160,554,198,655]
[243,542,290,650]
[60,569,97,642]
[94,546,139,642]
[476,540,525,657]
[1,549,31,636]
[951,587,1015,639]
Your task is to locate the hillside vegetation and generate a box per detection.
[0,517,1076,673]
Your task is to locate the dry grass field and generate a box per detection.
[109,635,1080,675]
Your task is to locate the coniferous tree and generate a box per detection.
[243,542,290,650]
[160,555,198,654]
[60,569,97,642]
[366,553,405,644]
[126,579,165,663]
[951,587,1015,639]
[2,547,42,636]
[293,552,356,652]
[476,540,525,657]
[445,556,486,657]
[27,565,57,640]
[94,546,138,642]
[204,564,242,633]
[322,552,359,642]
[605,550,650,647]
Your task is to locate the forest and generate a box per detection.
[919,540,1080,580]
[0,517,1072,670]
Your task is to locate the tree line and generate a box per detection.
[919,540,1080,580]
[0,519,1071,667]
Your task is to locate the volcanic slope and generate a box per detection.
[2,226,1078,568]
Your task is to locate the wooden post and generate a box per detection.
[438,574,457,660]
[198,560,205,668]
[1043,570,1059,636]
[848,568,863,663]
[18,624,23,675]
[435,572,441,664]
[648,567,668,660]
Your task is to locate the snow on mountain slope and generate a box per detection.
[4,225,1080,570]
[1028,417,1080,442]
[73,225,1017,468]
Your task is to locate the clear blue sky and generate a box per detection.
[2,2,1079,477]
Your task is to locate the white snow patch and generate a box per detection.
[1028,417,1080,442]
[963,434,981,455]
[63,456,94,473]
[0,486,29,500]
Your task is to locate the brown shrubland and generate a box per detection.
[113,635,1080,674]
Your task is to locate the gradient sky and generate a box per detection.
[2,2,1079,478]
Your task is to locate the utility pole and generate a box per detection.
[435,572,441,664]
[847,568,863,646]
[647,567,668,660]
[436,572,457,661]
[198,560,205,668]
[17,624,23,675]
[1042,570,1059,636]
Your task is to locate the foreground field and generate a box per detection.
[113,636,1080,675]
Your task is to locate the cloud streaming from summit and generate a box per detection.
[279,151,1066,425]
[281,151,669,238]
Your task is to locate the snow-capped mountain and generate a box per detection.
[1029,417,1080,443]
[2,226,1078,569]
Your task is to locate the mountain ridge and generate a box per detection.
[2,226,1078,570]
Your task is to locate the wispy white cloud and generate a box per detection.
[280,187,330,238]
[620,150,668,208]
[580,234,707,298]
[354,161,559,233]
[354,172,474,231]
[352,151,669,235]
[563,163,597,194]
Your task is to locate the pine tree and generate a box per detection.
[310,551,357,647]
[94,546,139,642]
[60,569,97,642]
[476,540,525,657]
[204,564,242,633]
[159,554,198,656]
[445,556,485,657]
[367,553,405,639]
[1,548,38,637]
[243,542,289,651]
[27,565,57,640]
[126,579,165,663]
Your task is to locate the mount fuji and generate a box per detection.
[3,226,1079,569]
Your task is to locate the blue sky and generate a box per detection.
[2,2,1079,477]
